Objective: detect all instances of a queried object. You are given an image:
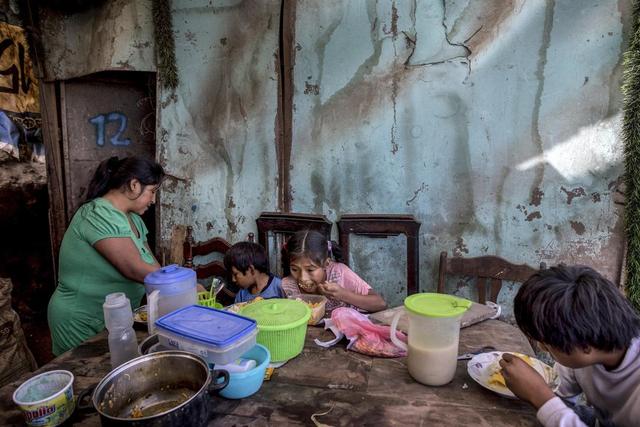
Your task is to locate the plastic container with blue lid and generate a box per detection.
[155,305,258,365]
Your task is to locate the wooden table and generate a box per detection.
[0,320,538,426]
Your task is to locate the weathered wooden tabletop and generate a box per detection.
[0,319,538,426]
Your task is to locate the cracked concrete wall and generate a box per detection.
[39,0,155,81]
[290,0,629,309]
[36,0,280,261]
[157,0,281,262]
[39,0,628,313]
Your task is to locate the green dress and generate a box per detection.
[48,198,154,356]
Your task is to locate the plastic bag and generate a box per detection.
[315,307,407,357]
[0,278,37,387]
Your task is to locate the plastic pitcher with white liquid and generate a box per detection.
[390,293,471,386]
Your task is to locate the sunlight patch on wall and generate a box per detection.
[515,115,622,184]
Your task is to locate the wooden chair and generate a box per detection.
[337,214,421,296]
[255,212,332,262]
[183,226,255,306]
[437,251,545,304]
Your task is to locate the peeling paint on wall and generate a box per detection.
[561,186,587,205]
[39,0,155,81]
[290,0,629,310]
[41,0,630,312]
[570,221,586,236]
[157,0,280,255]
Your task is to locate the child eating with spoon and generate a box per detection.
[281,229,387,314]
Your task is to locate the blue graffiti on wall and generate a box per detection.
[89,112,131,146]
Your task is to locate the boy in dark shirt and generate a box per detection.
[223,242,284,303]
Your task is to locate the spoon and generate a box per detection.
[209,278,225,301]
[214,281,225,298]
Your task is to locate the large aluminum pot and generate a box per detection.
[78,351,228,426]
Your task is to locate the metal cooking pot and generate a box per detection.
[78,351,228,426]
[137,334,167,355]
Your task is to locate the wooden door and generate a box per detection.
[59,71,157,246]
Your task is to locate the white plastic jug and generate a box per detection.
[390,293,471,386]
[103,292,139,368]
[144,264,197,333]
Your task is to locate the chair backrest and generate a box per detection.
[337,214,421,296]
[255,212,332,262]
[183,227,255,305]
[437,251,544,304]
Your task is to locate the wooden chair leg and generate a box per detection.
[478,278,487,305]
[437,251,447,294]
[490,278,501,304]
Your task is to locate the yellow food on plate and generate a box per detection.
[488,354,535,388]
[294,297,326,325]
[295,298,322,309]
[134,310,148,322]
[488,371,507,388]
[227,297,264,313]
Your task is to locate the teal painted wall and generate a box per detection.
[288,0,629,309]
[39,0,630,313]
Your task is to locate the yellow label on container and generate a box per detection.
[18,388,74,427]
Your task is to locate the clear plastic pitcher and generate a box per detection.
[144,264,197,333]
[391,293,471,386]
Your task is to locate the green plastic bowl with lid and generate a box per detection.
[240,298,311,362]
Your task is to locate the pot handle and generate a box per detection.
[208,369,230,394]
[76,385,96,411]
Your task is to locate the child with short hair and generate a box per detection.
[223,241,284,303]
[281,229,387,314]
[500,265,640,427]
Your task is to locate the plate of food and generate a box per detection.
[294,295,326,325]
[133,305,148,327]
[467,351,557,399]
[224,297,264,314]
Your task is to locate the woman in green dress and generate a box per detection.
[48,156,165,356]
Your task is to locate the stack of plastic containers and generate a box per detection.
[154,305,258,366]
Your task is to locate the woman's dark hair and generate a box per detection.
[514,265,640,354]
[280,229,343,276]
[85,156,165,202]
[224,242,270,275]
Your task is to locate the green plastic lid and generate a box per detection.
[240,298,311,331]
[404,293,472,318]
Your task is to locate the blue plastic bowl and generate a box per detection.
[219,344,270,399]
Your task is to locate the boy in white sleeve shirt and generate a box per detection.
[499,265,640,427]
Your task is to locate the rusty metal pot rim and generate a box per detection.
[91,350,211,422]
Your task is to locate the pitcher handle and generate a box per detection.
[390,308,407,351]
[147,289,160,334]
